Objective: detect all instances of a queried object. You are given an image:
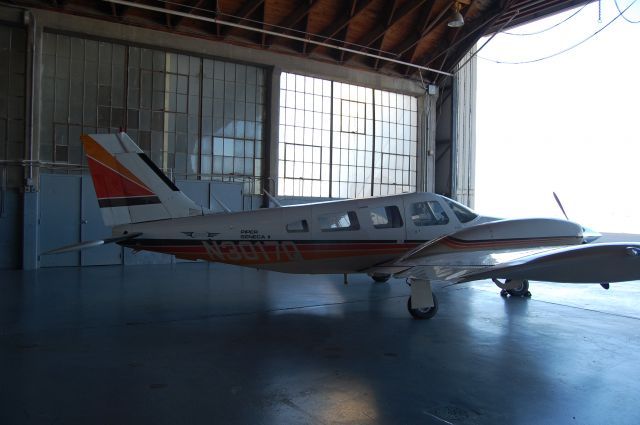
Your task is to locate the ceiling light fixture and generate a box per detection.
[448,2,465,28]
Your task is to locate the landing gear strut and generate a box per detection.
[493,278,531,298]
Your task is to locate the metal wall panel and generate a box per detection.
[0,189,20,268]
[177,180,210,211]
[39,174,81,267]
[211,182,243,213]
[37,176,245,267]
[80,175,122,266]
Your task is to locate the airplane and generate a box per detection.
[44,132,640,319]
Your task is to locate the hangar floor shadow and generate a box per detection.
[1,261,640,425]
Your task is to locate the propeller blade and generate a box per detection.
[553,192,569,220]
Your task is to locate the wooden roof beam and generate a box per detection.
[340,0,428,63]
[264,0,319,47]
[428,5,476,74]
[222,0,265,38]
[371,0,400,69]
[409,9,501,81]
[305,0,375,55]
[172,0,207,28]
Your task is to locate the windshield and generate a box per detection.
[440,196,478,223]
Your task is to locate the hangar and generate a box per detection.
[2,1,639,424]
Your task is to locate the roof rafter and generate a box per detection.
[173,0,207,28]
[399,2,440,74]
[305,0,375,55]
[414,9,503,81]
[222,0,265,37]
[164,1,173,29]
[428,4,476,75]
[341,0,428,63]
[371,0,400,69]
[264,0,319,47]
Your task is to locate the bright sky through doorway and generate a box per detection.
[475,0,640,233]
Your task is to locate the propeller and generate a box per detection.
[553,192,602,243]
[553,191,569,220]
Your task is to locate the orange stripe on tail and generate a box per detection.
[81,135,157,204]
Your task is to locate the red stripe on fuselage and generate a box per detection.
[124,240,420,266]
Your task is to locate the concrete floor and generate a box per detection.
[2,260,640,425]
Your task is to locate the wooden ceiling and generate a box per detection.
[9,0,591,82]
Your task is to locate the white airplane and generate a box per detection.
[45,132,640,319]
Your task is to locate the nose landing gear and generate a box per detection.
[405,278,438,319]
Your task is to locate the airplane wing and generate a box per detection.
[365,219,640,284]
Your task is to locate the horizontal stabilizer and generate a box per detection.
[42,233,142,255]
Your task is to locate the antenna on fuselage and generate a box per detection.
[263,190,282,207]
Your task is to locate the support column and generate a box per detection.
[418,85,439,193]
[22,9,41,269]
[451,46,477,208]
[264,66,281,207]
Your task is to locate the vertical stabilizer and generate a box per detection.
[81,132,204,226]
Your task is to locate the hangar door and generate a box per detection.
[39,174,122,267]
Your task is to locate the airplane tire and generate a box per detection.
[371,274,391,283]
[407,294,438,320]
[506,279,530,297]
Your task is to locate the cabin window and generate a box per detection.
[286,220,309,233]
[369,206,404,229]
[411,201,449,226]
[318,211,360,232]
[442,197,478,223]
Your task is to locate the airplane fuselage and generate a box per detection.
[115,192,494,274]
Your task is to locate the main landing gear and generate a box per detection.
[369,273,391,283]
[493,278,531,298]
[406,278,438,319]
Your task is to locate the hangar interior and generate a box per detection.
[0,0,587,270]
[6,2,640,425]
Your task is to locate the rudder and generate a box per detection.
[82,132,204,226]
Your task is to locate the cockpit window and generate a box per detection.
[411,201,449,226]
[369,206,404,229]
[442,197,478,223]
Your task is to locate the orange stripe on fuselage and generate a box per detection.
[130,241,420,266]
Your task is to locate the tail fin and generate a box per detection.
[81,132,204,226]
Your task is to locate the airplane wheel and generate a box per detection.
[371,274,390,283]
[506,279,531,297]
[407,294,438,320]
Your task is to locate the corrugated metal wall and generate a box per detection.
[452,47,477,208]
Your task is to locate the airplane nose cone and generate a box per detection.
[582,226,602,243]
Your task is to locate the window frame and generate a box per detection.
[318,211,361,232]
[286,219,309,233]
[369,205,404,229]
[410,201,450,227]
